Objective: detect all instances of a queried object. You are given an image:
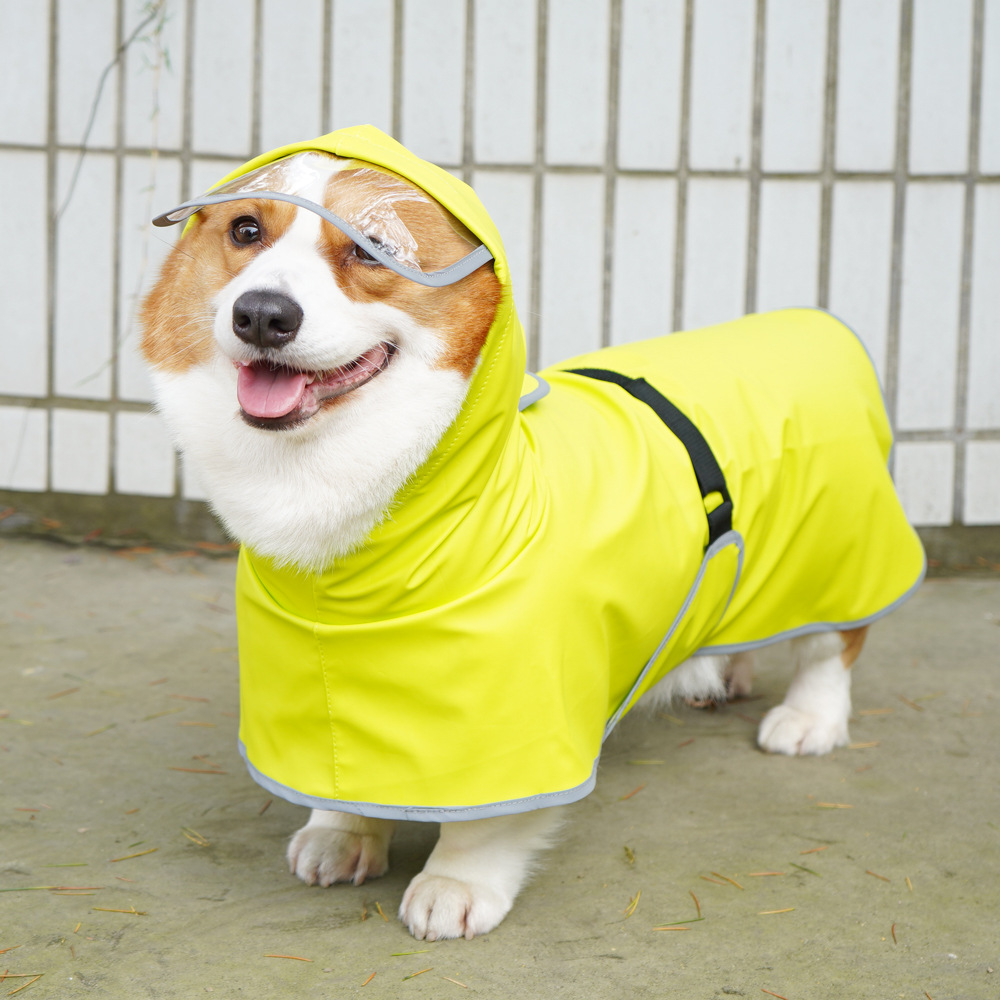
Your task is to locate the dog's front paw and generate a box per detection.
[288,823,390,887]
[399,873,511,941]
[757,704,848,756]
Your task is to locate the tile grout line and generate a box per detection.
[462,0,475,185]
[671,0,694,332]
[44,0,59,493]
[952,0,985,526]
[109,0,126,497]
[743,0,767,316]
[528,0,548,372]
[392,0,404,140]
[816,0,840,309]
[885,0,914,467]
[600,0,623,349]
[321,0,333,133]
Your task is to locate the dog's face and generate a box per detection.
[140,153,501,566]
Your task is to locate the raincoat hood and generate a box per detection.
[186,127,925,823]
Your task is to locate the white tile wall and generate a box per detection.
[828,181,895,382]
[909,0,973,175]
[0,407,47,492]
[115,411,175,497]
[51,409,109,495]
[755,180,821,314]
[683,178,749,329]
[545,0,610,166]
[3,0,998,530]
[472,170,535,324]
[964,442,1000,525]
[474,0,537,165]
[401,0,465,164]
[967,183,1000,431]
[610,176,676,345]
[118,154,182,403]
[688,0,756,171]
[57,0,117,148]
[54,152,115,401]
[980,0,1000,174]
[894,442,955,526]
[329,0,395,135]
[124,0,186,151]
[259,0,325,152]
[836,0,900,171]
[896,182,965,430]
[761,0,827,173]
[0,151,48,397]
[0,0,49,146]
[538,173,605,367]
[190,0,254,156]
[617,0,685,171]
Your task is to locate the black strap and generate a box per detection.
[567,368,734,548]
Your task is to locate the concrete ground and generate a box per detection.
[1,537,997,1000]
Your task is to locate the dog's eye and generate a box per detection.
[353,243,378,263]
[230,217,262,246]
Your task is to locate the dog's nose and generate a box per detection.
[232,290,303,348]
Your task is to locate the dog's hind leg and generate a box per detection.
[288,809,396,887]
[399,806,564,940]
[757,626,868,756]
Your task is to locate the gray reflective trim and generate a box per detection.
[238,738,597,822]
[152,190,494,288]
[602,529,745,741]
[518,374,550,411]
[696,548,926,656]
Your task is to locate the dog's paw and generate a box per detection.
[287,825,390,887]
[757,704,849,756]
[399,873,511,941]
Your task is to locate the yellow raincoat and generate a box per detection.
[211,127,925,821]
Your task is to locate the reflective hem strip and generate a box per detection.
[152,190,494,288]
[696,550,927,656]
[601,529,744,741]
[238,739,598,823]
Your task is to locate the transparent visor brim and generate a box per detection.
[153,191,493,289]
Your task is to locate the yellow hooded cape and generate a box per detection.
[216,127,925,821]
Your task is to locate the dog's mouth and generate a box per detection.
[235,342,397,430]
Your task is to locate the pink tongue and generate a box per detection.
[236,365,310,418]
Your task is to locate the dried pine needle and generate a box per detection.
[816,802,853,809]
[866,870,890,882]
[789,863,821,877]
[391,950,430,957]
[748,872,785,877]
[848,741,880,749]
[653,917,704,929]
[258,799,272,816]
[402,968,432,981]
[891,922,897,944]
[710,872,744,890]
[624,845,636,865]
[361,972,376,986]
[7,974,44,996]
[699,875,728,886]
[441,976,469,988]
[108,848,158,862]
[624,890,641,917]
[167,767,227,774]
[761,990,789,1000]
[375,902,389,922]
[181,828,210,847]
[619,783,646,801]
[264,954,313,962]
[758,908,795,915]
[906,877,914,892]
[689,890,701,918]
[800,845,829,855]
[92,906,146,916]
[898,696,923,712]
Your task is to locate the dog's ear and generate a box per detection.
[140,218,220,373]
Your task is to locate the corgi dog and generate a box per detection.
[140,128,923,941]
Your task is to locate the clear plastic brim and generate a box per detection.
[151,153,494,288]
